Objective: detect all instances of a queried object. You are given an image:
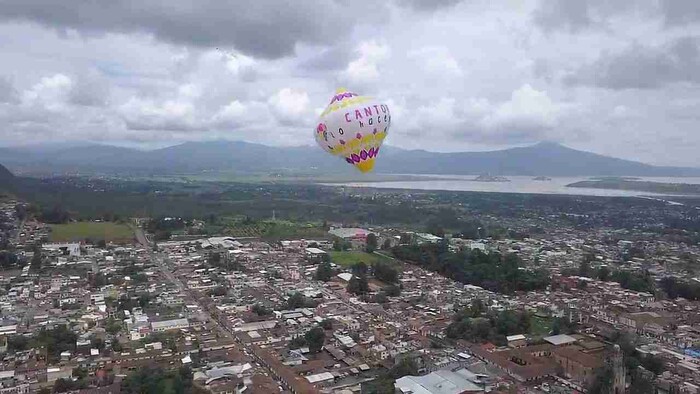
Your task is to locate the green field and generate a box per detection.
[216,219,328,240]
[530,315,554,337]
[50,222,134,243]
[329,251,394,267]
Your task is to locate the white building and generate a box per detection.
[150,318,189,332]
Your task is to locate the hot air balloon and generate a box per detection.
[314,88,391,173]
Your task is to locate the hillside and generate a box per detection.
[1,141,698,177]
[0,163,15,187]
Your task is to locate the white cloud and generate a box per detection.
[342,42,390,84]
[119,97,199,131]
[481,84,563,130]
[268,88,310,125]
[22,74,73,111]
[408,46,462,77]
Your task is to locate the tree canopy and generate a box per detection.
[392,243,549,294]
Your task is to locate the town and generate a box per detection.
[0,190,698,394]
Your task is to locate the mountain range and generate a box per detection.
[0,141,698,177]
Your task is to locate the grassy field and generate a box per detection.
[329,251,394,267]
[218,220,328,240]
[50,222,134,243]
[530,315,554,337]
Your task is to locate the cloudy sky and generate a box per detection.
[0,0,699,166]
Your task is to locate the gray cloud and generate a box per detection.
[0,0,371,59]
[566,36,700,89]
[659,0,700,26]
[69,72,111,107]
[1,1,700,165]
[533,0,656,32]
[533,0,593,32]
[0,76,18,103]
[296,46,354,74]
[401,0,463,12]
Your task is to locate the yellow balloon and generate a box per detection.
[314,88,391,173]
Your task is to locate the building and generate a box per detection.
[395,368,486,393]
[46,367,73,384]
[543,334,577,346]
[305,248,328,264]
[415,233,443,244]
[506,334,527,348]
[150,318,189,332]
[551,345,604,387]
[329,228,373,240]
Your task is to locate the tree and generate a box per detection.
[362,375,395,394]
[252,303,272,316]
[588,364,614,394]
[208,252,221,265]
[106,318,123,335]
[597,266,611,281]
[207,286,227,297]
[121,365,192,393]
[630,370,655,394]
[53,378,81,393]
[287,292,307,309]
[578,259,592,278]
[390,357,419,379]
[374,292,388,304]
[347,275,368,295]
[640,354,666,375]
[315,260,333,282]
[381,239,392,250]
[551,318,562,335]
[289,335,307,349]
[347,262,370,295]
[384,284,401,297]
[0,251,18,269]
[30,243,42,270]
[366,233,378,253]
[333,238,350,251]
[320,319,334,330]
[372,261,398,284]
[305,327,325,353]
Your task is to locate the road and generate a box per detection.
[133,227,290,392]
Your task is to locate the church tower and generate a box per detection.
[612,344,626,394]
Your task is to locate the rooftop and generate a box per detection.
[395,368,484,394]
[543,334,577,346]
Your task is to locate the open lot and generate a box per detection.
[50,222,134,243]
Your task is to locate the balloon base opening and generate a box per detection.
[355,159,375,173]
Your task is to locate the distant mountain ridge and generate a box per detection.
[0,141,698,177]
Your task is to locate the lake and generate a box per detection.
[324,175,700,198]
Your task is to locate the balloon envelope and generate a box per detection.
[314,88,391,173]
